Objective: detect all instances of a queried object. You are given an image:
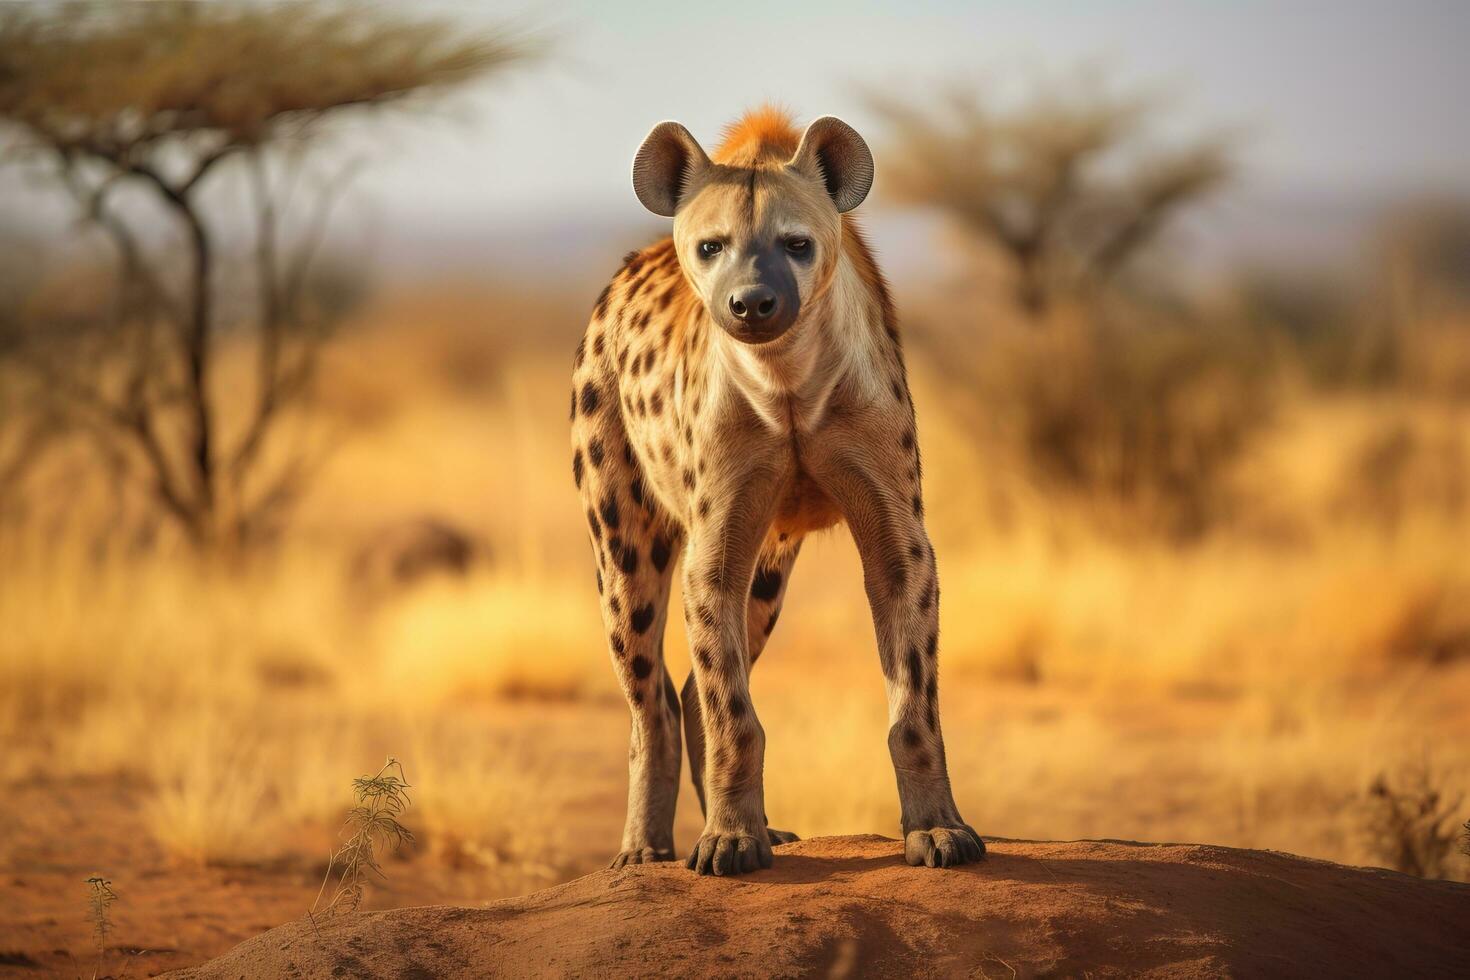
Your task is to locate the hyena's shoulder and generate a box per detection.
[579,238,704,385]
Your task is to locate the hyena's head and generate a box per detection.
[632,108,873,344]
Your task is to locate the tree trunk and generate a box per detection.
[163,190,217,546]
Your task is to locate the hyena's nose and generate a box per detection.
[729,284,778,323]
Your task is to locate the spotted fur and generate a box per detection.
[572,107,982,875]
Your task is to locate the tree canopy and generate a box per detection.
[870,78,1231,317]
[0,2,532,547]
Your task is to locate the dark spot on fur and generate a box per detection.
[610,633,625,656]
[909,541,924,560]
[908,646,923,690]
[618,542,638,575]
[682,469,696,490]
[588,439,605,468]
[586,507,601,541]
[751,566,782,602]
[592,333,605,357]
[629,474,645,507]
[574,336,587,368]
[643,349,656,372]
[569,388,577,420]
[580,382,600,415]
[912,494,924,517]
[729,694,747,719]
[593,285,612,320]
[631,654,653,679]
[624,443,636,466]
[698,498,710,519]
[927,632,938,658]
[697,604,717,629]
[650,536,672,573]
[600,493,620,530]
[765,608,780,635]
[610,594,622,615]
[695,646,714,670]
[901,430,914,451]
[595,568,603,594]
[631,602,656,634]
[902,724,921,748]
[650,392,663,415]
[572,450,584,488]
[891,379,904,402]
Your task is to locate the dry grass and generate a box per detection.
[2,283,1468,888]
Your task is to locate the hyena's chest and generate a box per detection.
[617,349,844,538]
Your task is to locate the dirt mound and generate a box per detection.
[167,835,1470,979]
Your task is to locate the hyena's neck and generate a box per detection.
[708,244,890,434]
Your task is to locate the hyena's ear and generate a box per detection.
[632,122,712,217]
[788,116,874,214]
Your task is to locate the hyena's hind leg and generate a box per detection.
[682,539,802,847]
[573,375,684,867]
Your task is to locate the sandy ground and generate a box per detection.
[4,676,1469,978]
[167,834,1470,979]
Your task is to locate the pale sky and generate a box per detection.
[357,0,1470,229]
[4,1,1466,283]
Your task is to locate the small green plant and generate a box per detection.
[84,875,117,978]
[312,758,415,916]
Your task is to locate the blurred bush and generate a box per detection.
[916,309,1272,541]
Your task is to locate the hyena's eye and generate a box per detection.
[785,238,811,257]
[699,241,723,258]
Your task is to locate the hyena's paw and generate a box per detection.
[685,831,773,876]
[609,845,677,869]
[904,825,986,868]
[767,827,801,846]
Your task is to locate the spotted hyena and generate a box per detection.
[569,107,983,876]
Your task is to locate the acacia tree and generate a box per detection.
[870,78,1230,317]
[0,2,528,546]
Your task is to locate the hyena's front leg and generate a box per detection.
[680,465,785,876]
[809,420,984,869]
[682,540,802,846]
